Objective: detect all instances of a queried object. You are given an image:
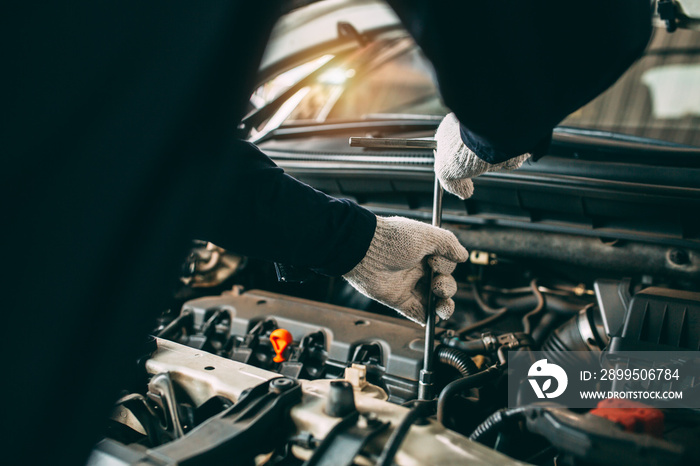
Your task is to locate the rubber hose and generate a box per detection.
[469,406,528,445]
[442,337,487,355]
[531,311,560,347]
[436,346,479,377]
[541,306,603,367]
[437,365,503,426]
[376,401,433,466]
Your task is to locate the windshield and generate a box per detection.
[561,28,700,146]
[253,28,700,147]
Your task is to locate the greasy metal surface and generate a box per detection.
[146,339,278,406]
[145,339,525,465]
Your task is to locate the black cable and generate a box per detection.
[469,406,528,445]
[435,346,479,377]
[521,279,546,334]
[441,336,487,355]
[376,401,433,466]
[437,365,503,426]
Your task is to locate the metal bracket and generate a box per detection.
[303,412,390,466]
[146,378,302,465]
[147,373,186,440]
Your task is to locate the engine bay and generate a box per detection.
[90,236,700,466]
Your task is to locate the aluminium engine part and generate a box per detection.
[90,339,526,466]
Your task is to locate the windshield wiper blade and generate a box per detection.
[256,118,440,144]
[553,126,698,149]
[362,113,443,121]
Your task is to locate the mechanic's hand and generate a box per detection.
[434,113,530,199]
[343,216,468,325]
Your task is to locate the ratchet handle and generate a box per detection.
[348,135,444,400]
[420,177,444,400]
[349,137,437,150]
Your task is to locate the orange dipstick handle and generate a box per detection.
[270,328,293,363]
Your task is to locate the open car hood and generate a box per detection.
[261,0,700,78]
[259,0,399,76]
[674,0,700,27]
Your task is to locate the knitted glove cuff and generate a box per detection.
[436,113,531,180]
[342,216,393,286]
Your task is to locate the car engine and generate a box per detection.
[89,237,700,466]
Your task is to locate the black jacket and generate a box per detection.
[1,1,650,463]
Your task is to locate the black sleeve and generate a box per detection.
[386,0,653,162]
[3,3,375,463]
[196,140,377,277]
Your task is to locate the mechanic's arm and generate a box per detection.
[386,0,653,198]
[196,140,468,324]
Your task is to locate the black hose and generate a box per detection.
[376,401,433,466]
[437,365,503,426]
[435,346,479,377]
[442,336,487,355]
[469,406,528,446]
[530,311,560,346]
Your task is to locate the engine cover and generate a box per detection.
[180,289,429,402]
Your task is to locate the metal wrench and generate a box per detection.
[349,137,443,400]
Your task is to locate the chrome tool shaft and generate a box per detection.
[349,136,443,400]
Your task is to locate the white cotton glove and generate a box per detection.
[343,216,469,325]
[434,113,531,199]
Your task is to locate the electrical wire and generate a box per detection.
[376,401,433,466]
[473,282,508,315]
[437,365,503,427]
[521,279,546,334]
